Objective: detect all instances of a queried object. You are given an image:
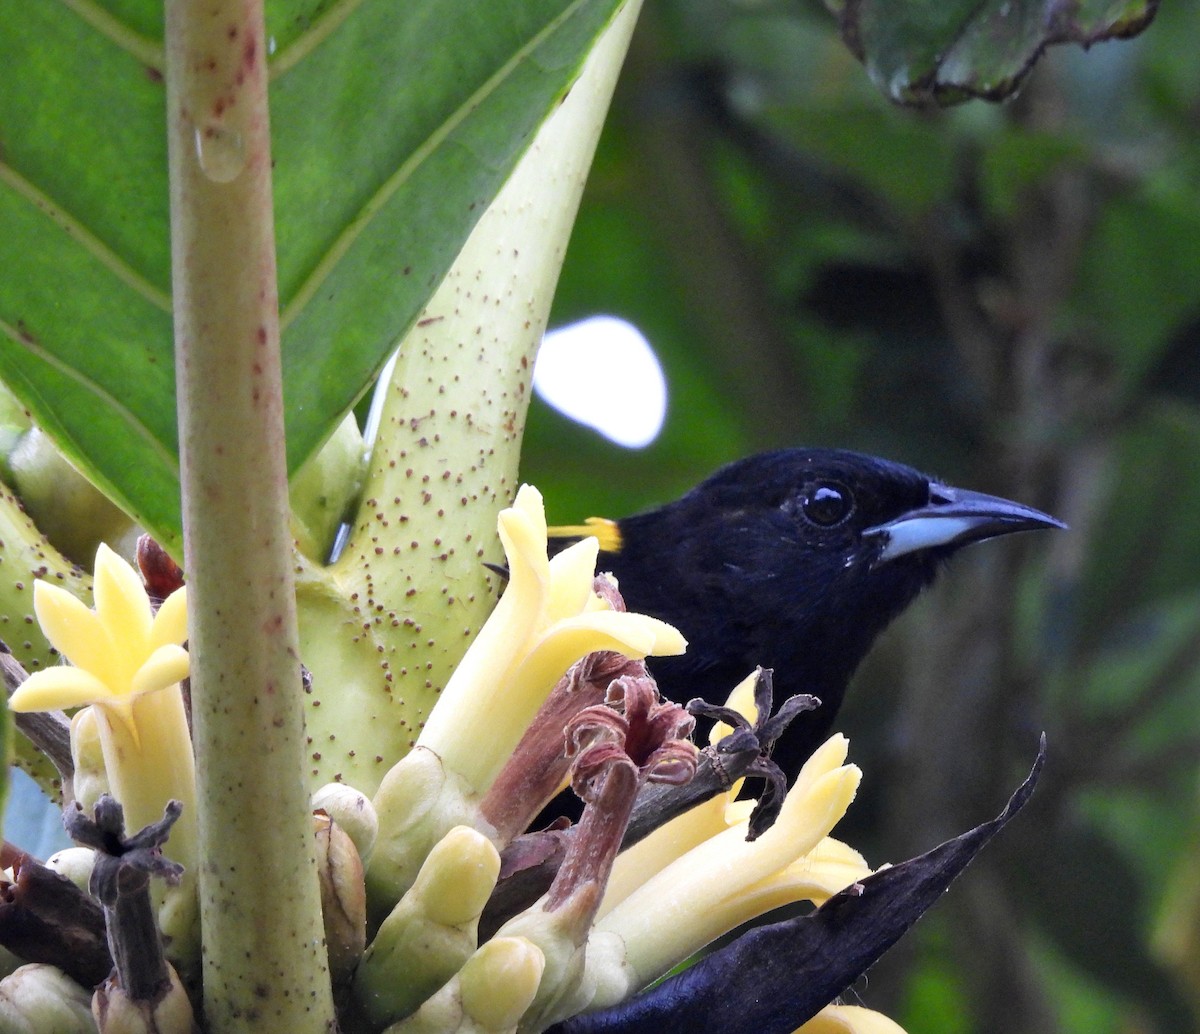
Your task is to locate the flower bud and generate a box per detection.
[8,427,133,564]
[381,937,545,1034]
[458,936,545,1031]
[367,746,477,925]
[0,964,94,1034]
[314,813,367,983]
[290,412,365,563]
[44,847,96,894]
[70,706,109,813]
[355,825,499,1027]
[798,1003,908,1033]
[91,963,197,1034]
[312,782,378,862]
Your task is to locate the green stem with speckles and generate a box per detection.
[164,0,335,1029]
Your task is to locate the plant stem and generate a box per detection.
[164,1,335,1030]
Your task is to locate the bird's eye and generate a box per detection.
[800,481,854,527]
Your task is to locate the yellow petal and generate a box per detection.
[545,537,600,623]
[9,666,117,712]
[514,610,684,695]
[710,669,761,745]
[797,1004,908,1034]
[641,614,686,656]
[598,736,861,986]
[33,581,117,687]
[736,836,872,916]
[602,792,732,917]
[417,490,552,765]
[131,644,190,697]
[93,543,152,675]
[511,483,548,542]
[497,488,551,631]
[150,587,189,648]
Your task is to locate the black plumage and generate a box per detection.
[550,448,1064,774]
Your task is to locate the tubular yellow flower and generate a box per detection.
[590,735,865,1003]
[8,543,196,901]
[368,486,687,922]
[415,484,686,796]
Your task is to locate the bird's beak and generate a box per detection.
[865,483,1066,564]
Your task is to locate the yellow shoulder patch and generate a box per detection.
[546,516,623,553]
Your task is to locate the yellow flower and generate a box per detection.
[8,543,197,965]
[415,484,685,796]
[586,734,867,1008]
[10,542,189,744]
[368,485,686,916]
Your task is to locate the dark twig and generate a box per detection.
[0,849,111,987]
[66,795,184,1002]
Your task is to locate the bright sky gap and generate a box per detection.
[533,315,667,449]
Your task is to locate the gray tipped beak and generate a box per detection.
[865,483,1067,564]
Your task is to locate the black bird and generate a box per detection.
[548,448,1064,774]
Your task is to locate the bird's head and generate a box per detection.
[593,448,1064,701]
[722,447,1064,574]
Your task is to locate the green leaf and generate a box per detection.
[0,0,625,552]
[835,0,1160,105]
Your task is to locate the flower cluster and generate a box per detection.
[0,487,1042,1033]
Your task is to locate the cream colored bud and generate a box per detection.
[459,936,545,1031]
[312,782,378,862]
[354,826,500,1028]
[45,847,96,894]
[416,826,501,927]
[91,963,197,1034]
[380,937,546,1034]
[314,813,367,983]
[0,964,95,1034]
[70,706,109,812]
[798,1003,908,1033]
[367,745,478,924]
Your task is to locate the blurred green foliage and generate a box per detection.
[526,1,1200,1031]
